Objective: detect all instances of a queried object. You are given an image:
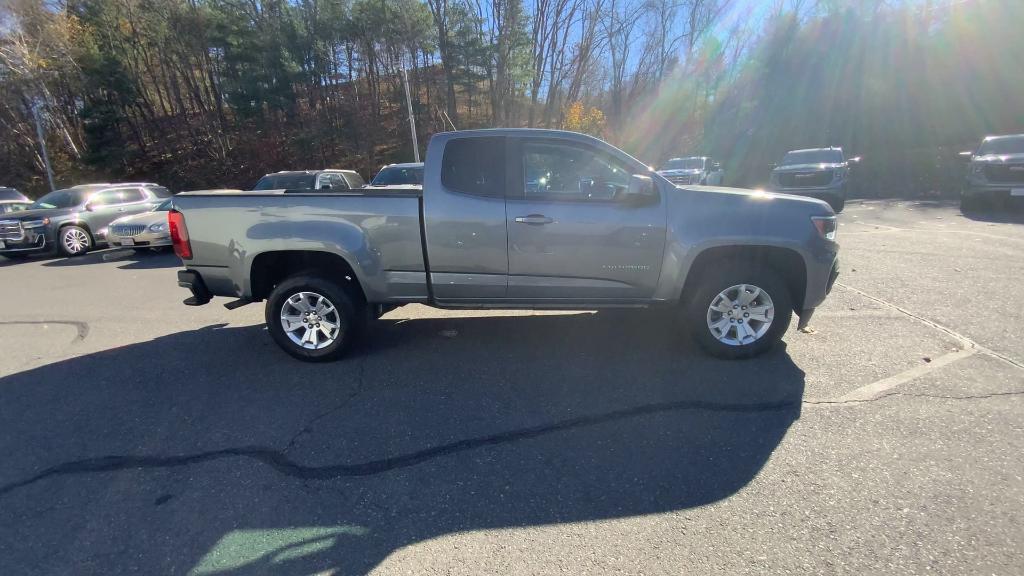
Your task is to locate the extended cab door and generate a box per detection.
[505,136,667,300]
[422,135,509,301]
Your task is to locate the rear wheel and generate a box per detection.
[685,263,793,359]
[58,225,92,257]
[960,191,983,212]
[265,274,364,362]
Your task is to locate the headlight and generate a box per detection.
[812,216,837,240]
[149,222,167,232]
[22,218,50,228]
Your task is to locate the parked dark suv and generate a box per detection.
[0,183,171,258]
[769,148,857,213]
[961,134,1024,210]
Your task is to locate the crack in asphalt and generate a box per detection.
[804,389,1024,406]
[284,357,365,454]
[0,397,800,499]
[0,320,89,342]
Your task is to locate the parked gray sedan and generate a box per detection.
[107,199,173,251]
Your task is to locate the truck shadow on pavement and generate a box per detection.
[36,248,181,269]
[0,311,804,575]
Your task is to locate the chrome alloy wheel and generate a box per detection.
[280,291,343,349]
[63,228,90,254]
[706,284,775,346]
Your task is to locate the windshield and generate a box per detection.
[253,174,316,190]
[781,149,843,165]
[30,188,90,209]
[0,188,28,202]
[977,136,1024,155]
[661,158,704,170]
[372,166,424,186]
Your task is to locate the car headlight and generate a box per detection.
[149,222,167,232]
[812,216,837,240]
[22,218,50,228]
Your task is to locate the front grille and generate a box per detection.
[984,164,1024,184]
[666,175,696,185]
[111,223,146,237]
[778,170,834,188]
[0,220,24,241]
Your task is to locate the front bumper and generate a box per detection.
[965,182,1024,200]
[0,227,51,255]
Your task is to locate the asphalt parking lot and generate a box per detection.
[1,200,1022,575]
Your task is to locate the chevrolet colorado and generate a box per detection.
[172,129,839,361]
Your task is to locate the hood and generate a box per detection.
[0,207,74,221]
[658,169,703,176]
[773,163,845,173]
[670,184,834,214]
[973,153,1024,164]
[110,210,165,227]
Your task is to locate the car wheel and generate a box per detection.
[265,274,364,362]
[960,192,983,212]
[686,263,793,359]
[828,196,845,213]
[58,225,92,257]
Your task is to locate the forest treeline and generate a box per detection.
[1,0,1022,196]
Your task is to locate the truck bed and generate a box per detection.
[173,190,429,302]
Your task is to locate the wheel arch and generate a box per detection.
[248,250,366,304]
[680,245,808,312]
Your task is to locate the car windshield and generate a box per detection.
[977,136,1024,155]
[781,150,843,165]
[372,166,424,185]
[30,188,89,209]
[661,158,704,170]
[253,174,316,190]
[0,188,27,202]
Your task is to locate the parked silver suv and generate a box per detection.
[0,183,170,258]
[769,148,857,213]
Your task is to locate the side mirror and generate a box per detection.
[84,202,96,212]
[320,183,332,190]
[622,174,656,203]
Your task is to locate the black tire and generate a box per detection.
[58,225,93,257]
[685,263,793,359]
[960,193,983,213]
[265,274,364,362]
[828,196,845,213]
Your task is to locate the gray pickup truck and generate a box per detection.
[961,134,1024,210]
[172,129,839,361]
[769,148,856,213]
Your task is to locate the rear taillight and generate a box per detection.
[168,209,192,259]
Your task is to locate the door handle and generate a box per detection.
[514,214,554,225]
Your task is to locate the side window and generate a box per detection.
[148,186,172,198]
[93,188,144,206]
[441,137,505,197]
[343,172,364,188]
[330,174,349,189]
[523,142,631,202]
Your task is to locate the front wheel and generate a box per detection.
[686,264,793,359]
[265,274,364,362]
[58,226,93,257]
[828,196,845,213]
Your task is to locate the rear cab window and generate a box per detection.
[441,137,506,197]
